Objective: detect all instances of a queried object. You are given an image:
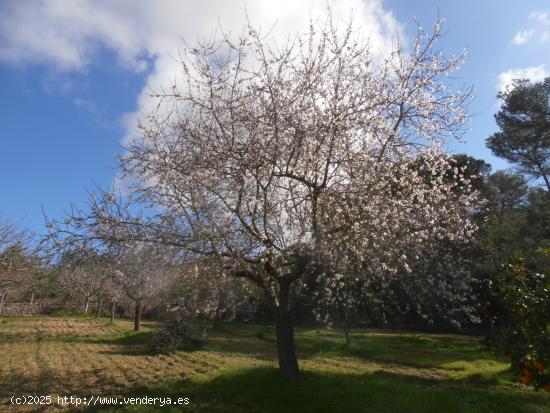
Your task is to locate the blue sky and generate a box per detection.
[1,0,549,235]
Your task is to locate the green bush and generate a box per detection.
[492,255,550,391]
[151,318,207,353]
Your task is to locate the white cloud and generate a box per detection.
[0,0,401,73]
[0,0,403,155]
[511,10,550,46]
[0,1,148,71]
[497,65,549,91]
[512,29,534,45]
[529,11,550,24]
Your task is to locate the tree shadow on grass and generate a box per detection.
[203,334,277,362]
[84,367,550,413]
[62,331,156,356]
[91,331,153,346]
[202,328,507,376]
[296,331,487,360]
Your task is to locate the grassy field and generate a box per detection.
[0,316,549,412]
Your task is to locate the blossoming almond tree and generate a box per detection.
[0,216,37,312]
[313,227,481,340]
[165,259,255,321]
[116,14,480,378]
[45,201,176,328]
[115,241,174,330]
[312,154,484,334]
[49,13,480,379]
[58,263,101,314]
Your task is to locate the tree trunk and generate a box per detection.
[273,281,300,380]
[343,309,350,345]
[29,292,34,304]
[134,299,142,331]
[537,164,550,193]
[542,173,550,193]
[95,297,103,318]
[84,297,89,314]
[110,301,116,323]
[0,292,4,316]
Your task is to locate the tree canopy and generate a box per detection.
[488,78,550,191]
[45,14,480,379]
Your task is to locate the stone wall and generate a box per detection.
[0,302,61,316]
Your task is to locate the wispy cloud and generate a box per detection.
[512,29,534,45]
[497,65,549,91]
[72,98,97,113]
[513,10,550,45]
[529,11,550,24]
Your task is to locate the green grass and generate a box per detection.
[0,316,548,412]
[49,309,96,318]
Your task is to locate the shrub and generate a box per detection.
[151,318,207,353]
[492,255,550,391]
